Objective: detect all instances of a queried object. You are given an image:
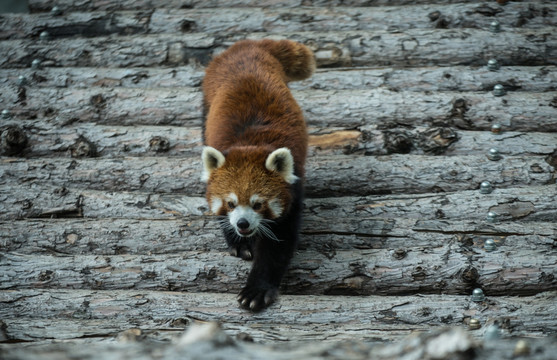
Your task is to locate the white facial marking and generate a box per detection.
[210,198,223,214]
[268,198,284,218]
[226,193,238,206]
[229,206,261,237]
[250,194,263,207]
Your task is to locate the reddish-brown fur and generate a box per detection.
[208,146,291,218]
[203,39,313,178]
[201,39,315,311]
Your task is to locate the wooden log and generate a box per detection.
[1,234,555,295]
[28,0,551,12]
[1,154,553,196]
[2,320,557,360]
[3,3,555,40]
[3,86,557,131]
[1,289,556,343]
[3,65,556,92]
[293,66,557,92]
[1,28,555,69]
[2,216,555,256]
[4,119,556,158]
[0,66,205,89]
[1,184,555,223]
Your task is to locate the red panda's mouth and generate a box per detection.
[237,228,255,237]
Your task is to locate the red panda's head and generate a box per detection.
[202,146,298,239]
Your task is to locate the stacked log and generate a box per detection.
[0,0,556,358]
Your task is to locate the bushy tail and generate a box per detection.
[255,39,316,82]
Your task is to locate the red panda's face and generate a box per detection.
[202,146,297,239]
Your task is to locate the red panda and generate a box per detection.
[201,39,315,311]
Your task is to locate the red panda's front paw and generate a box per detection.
[228,243,253,260]
[237,285,278,312]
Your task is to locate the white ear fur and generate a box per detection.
[265,148,299,184]
[201,146,225,182]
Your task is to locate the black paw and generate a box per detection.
[237,285,278,312]
[228,243,253,260]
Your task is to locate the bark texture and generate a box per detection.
[1,154,554,196]
[1,28,556,69]
[1,0,556,359]
[2,3,556,40]
[3,86,557,130]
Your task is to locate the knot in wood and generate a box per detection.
[428,11,441,22]
[451,98,468,118]
[383,130,413,154]
[461,267,479,284]
[412,266,426,281]
[70,136,97,158]
[149,136,170,152]
[1,125,28,155]
[473,4,504,17]
[90,94,106,109]
[38,270,54,282]
[180,20,196,33]
[418,127,459,155]
[20,199,33,210]
[170,318,190,328]
[393,248,407,260]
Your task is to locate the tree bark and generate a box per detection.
[2,321,557,359]
[1,290,556,343]
[1,0,556,355]
[3,65,556,92]
[4,86,557,131]
[1,28,555,69]
[1,233,555,296]
[26,0,556,12]
[3,119,556,158]
[1,184,556,223]
[1,154,553,196]
[3,3,555,40]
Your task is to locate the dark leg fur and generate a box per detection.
[237,182,303,311]
[221,224,254,261]
[228,240,254,261]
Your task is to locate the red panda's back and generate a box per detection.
[202,40,315,177]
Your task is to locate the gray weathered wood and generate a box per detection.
[28,0,553,12]
[1,28,555,69]
[3,65,556,92]
[2,323,557,360]
[2,322,557,360]
[1,154,553,196]
[3,120,556,158]
[3,87,557,131]
[2,216,555,256]
[293,66,557,92]
[1,290,556,343]
[2,235,555,295]
[2,0,556,355]
[3,3,555,40]
[1,184,555,223]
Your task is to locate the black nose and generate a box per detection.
[237,218,250,230]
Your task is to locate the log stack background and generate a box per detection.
[1,0,556,358]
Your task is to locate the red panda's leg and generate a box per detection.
[227,240,254,261]
[219,222,255,260]
[237,232,297,311]
[237,183,303,311]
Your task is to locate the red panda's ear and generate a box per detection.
[202,146,225,182]
[265,148,299,184]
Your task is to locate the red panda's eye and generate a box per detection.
[227,202,236,209]
[252,202,262,211]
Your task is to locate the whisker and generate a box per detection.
[257,221,281,242]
